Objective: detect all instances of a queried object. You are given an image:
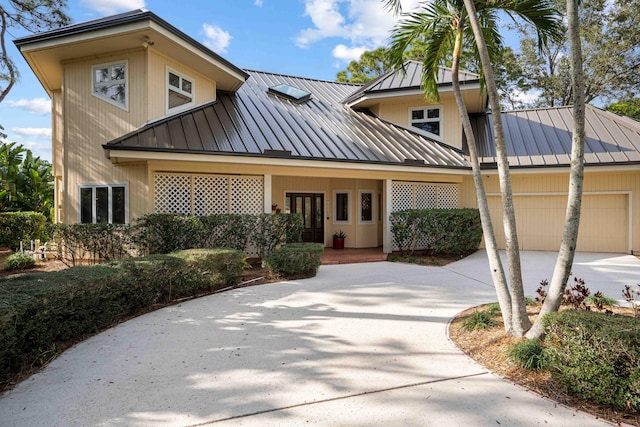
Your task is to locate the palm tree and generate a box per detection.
[526,0,586,339]
[385,0,562,336]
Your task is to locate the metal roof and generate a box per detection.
[105,70,469,169]
[344,61,480,105]
[466,105,640,167]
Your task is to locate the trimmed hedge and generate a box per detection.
[0,212,49,250]
[0,248,247,386]
[543,310,640,410]
[131,213,303,256]
[389,209,482,255]
[50,223,132,265]
[262,243,324,277]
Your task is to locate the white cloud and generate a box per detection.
[255,0,263,5]
[295,0,422,62]
[202,24,232,54]
[80,0,145,15]
[11,128,52,139]
[6,98,51,115]
[332,44,368,61]
[511,88,543,107]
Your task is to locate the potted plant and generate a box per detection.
[332,230,346,249]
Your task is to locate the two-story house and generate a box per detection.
[14,9,640,254]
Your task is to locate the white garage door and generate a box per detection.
[487,193,629,253]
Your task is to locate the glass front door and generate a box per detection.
[286,193,324,243]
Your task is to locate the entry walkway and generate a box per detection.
[1,251,638,426]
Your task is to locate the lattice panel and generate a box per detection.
[194,175,229,215]
[438,185,458,209]
[231,177,263,214]
[415,184,437,209]
[154,174,191,214]
[391,182,414,212]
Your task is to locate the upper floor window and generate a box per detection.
[92,61,127,110]
[167,69,194,112]
[410,106,441,138]
[79,183,127,224]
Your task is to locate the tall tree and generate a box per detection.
[386,0,562,336]
[608,98,640,120]
[0,1,70,103]
[526,0,586,339]
[506,0,640,108]
[462,0,562,336]
[336,47,395,83]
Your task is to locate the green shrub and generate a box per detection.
[0,212,49,250]
[131,213,303,256]
[0,248,247,386]
[543,310,640,410]
[389,209,482,255]
[3,253,36,271]
[50,223,133,265]
[509,339,547,370]
[262,243,323,277]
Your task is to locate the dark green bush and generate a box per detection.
[3,253,36,271]
[389,209,482,255]
[543,310,640,410]
[131,213,303,256]
[0,248,247,386]
[0,212,49,250]
[509,339,547,370]
[262,243,324,277]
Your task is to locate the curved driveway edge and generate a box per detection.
[1,251,638,426]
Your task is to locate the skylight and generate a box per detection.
[268,84,311,103]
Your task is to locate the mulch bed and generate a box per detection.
[449,304,640,427]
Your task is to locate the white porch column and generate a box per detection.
[383,179,393,253]
[263,174,272,213]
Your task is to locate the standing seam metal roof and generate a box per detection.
[466,105,640,167]
[105,70,469,168]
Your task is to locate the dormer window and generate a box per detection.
[167,69,194,112]
[92,61,127,110]
[410,106,441,138]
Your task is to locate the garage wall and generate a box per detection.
[459,170,640,254]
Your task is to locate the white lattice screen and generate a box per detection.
[391,181,459,250]
[391,182,414,212]
[231,177,264,214]
[437,184,458,209]
[154,173,264,215]
[391,181,459,212]
[154,174,191,215]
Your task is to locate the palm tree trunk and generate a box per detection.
[451,24,513,333]
[526,0,586,339]
[462,0,531,336]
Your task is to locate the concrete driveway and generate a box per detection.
[1,251,638,426]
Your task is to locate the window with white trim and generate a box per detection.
[92,62,127,109]
[79,184,127,224]
[409,106,441,138]
[359,190,374,224]
[167,69,194,111]
[334,190,351,224]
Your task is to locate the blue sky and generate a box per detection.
[1,0,512,162]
